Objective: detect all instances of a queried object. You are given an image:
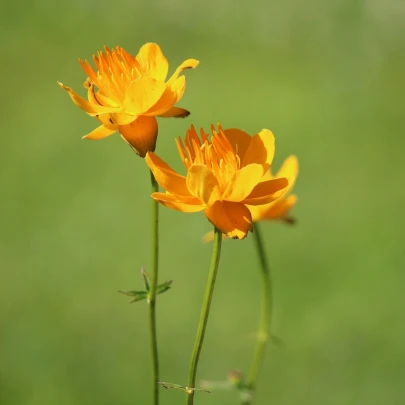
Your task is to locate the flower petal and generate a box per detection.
[167,58,199,85]
[146,152,194,199]
[241,129,275,169]
[108,112,137,126]
[123,77,167,115]
[205,201,253,239]
[144,86,177,116]
[246,205,263,222]
[222,128,252,163]
[222,163,266,201]
[82,124,117,140]
[186,165,221,205]
[243,177,290,205]
[58,82,121,115]
[268,195,298,219]
[158,107,190,118]
[276,155,299,181]
[248,194,298,222]
[151,192,204,212]
[136,43,169,81]
[119,116,158,157]
[170,75,186,103]
[85,80,120,108]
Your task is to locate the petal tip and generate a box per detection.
[183,59,199,70]
[177,109,190,118]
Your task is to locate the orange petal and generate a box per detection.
[222,164,265,201]
[79,60,98,85]
[146,152,194,199]
[222,128,252,163]
[205,201,253,240]
[243,177,290,205]
[167,58,199,85]
[186,165,221,205]
[151,192,204,212]
[241,129,275,168]
[123,77,167,115]
[136,43,169,81]
[116,47,142,73]
[119,116,158,157]
[158,107,190,118]
[82,124,117,140]
[58,82,122,115]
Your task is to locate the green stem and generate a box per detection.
[149,170,160,405]
[186,227,223,405]
[243,223,272,404]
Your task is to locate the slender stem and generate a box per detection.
[148,170,160,405]
[186,227,223,405]
[243,223,272,404]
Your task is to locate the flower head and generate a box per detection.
[146,124,292,239]
[202,156,299,242]
[59,43,199,156]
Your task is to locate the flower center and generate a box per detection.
[176,125,241,193]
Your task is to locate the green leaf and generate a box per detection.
[118,290,148,303]
[118,289,146,297]
[158,382,210,394]
[141,268,151,292]
[157,280,173,295]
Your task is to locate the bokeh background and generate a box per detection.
[1,0,404,404]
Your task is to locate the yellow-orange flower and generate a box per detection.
[58,43,199,157]
[202,156,299,242]
[146,124,293,239]
[248,155,298,224]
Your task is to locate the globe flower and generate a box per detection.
[58,43,199,157]
[145,124,293,239]
[202,155,299,242]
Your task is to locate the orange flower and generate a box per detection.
[58,43,199,157]
[248,155,299,224]
[146,124,293,239]
[202,156,299,242]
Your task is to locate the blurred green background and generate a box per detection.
[1,0,404,404]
